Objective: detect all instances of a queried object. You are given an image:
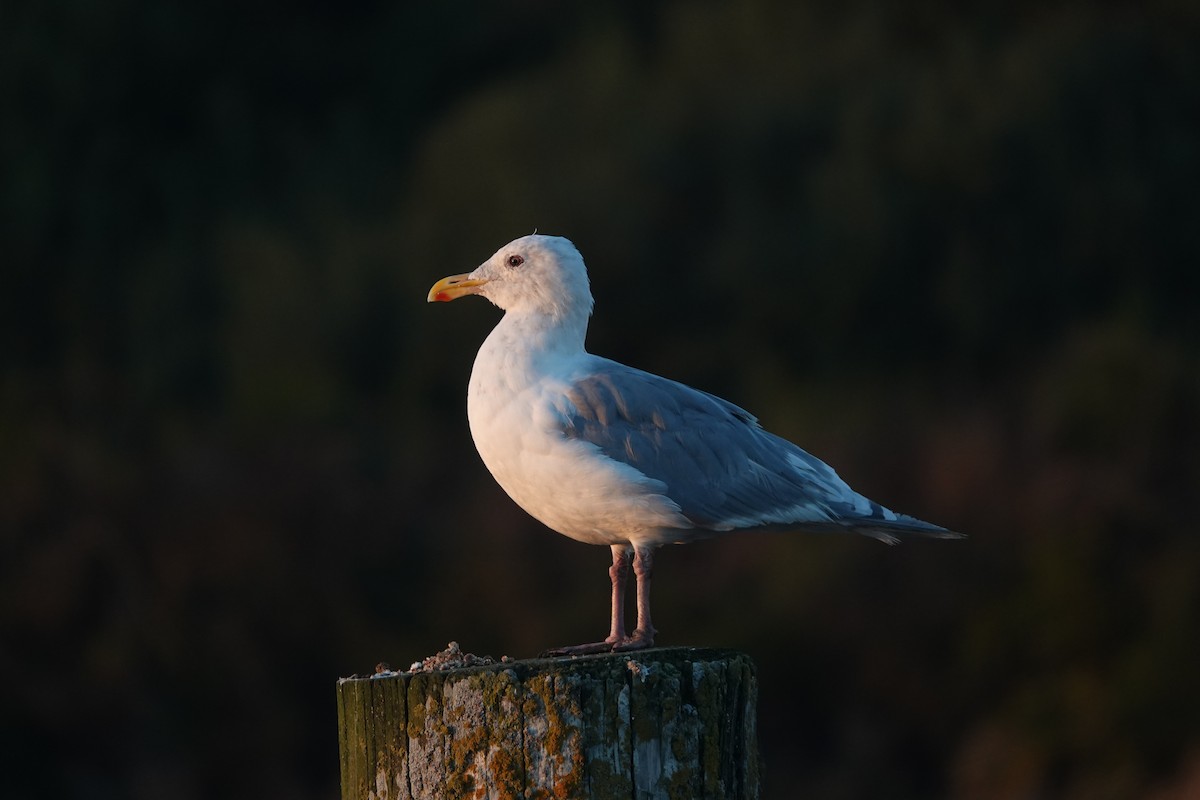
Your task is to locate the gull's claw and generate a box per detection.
[611,630,654,652]
[540,640,617,658]
[541,629,655,658]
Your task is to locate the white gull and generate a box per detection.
[428,234,962,653]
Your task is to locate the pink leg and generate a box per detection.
[543,545,632,657]
[605,545,631,642]
[613,546,655,651]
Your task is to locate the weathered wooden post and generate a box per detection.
[337,646,760,799]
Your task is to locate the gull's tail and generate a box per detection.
[841,513,966,546]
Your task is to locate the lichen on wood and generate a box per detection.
[336,647,759,800]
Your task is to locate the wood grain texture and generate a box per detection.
[337,647,759,800]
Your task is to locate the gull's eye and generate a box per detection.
[506,254,524,268]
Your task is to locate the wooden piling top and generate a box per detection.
[337,646,760,800]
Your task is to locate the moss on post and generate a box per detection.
[336,647,760,800]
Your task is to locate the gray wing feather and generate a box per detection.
[554,361,957,539]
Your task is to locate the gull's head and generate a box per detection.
[427,234,594,320]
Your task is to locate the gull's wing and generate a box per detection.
[554,359,959,542]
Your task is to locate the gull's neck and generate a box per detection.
[496,307,588,357]
[473,306,590,391]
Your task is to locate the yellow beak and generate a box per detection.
[427,273,488,303]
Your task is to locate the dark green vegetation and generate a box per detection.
[3,1,1198,798]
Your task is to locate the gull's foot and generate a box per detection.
[541,626,657,657]
[611,630,654,652]
[540,640,617,657]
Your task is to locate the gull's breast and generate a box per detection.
[466,354,691,546]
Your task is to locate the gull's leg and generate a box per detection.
[613,545,655,651]
[542,545,632,657]
[605,544,631,643]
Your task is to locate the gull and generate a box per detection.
[428,234,962,654]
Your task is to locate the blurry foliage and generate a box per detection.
[3,0,1199,798]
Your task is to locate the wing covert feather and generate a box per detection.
[552,361,926,533]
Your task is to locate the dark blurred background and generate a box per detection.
[4,1,1199,798]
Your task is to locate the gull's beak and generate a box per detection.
[427,273,488,303]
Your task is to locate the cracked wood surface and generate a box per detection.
[337,647,760,800]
